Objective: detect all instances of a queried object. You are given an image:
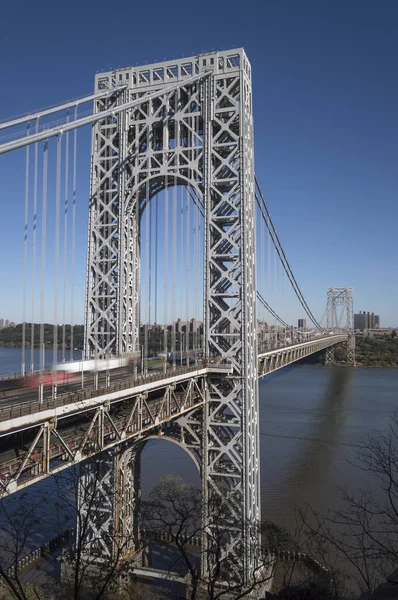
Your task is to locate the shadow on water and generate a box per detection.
[261,366,354,527]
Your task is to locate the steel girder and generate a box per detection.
[325,288,355,364]
[83,49,260,588]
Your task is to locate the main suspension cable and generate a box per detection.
[255,176,322,330]
[256,291,290,330]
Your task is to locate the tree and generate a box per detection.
[141,475,276,600]
[298,412,398,597]
[0,491,52,600]
[0,456,142,600]
[51,457,141,600]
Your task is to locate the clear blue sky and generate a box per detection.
[0,0,397,327]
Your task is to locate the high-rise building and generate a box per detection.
[354,311,380,331]
[189,318,202,333]
[298,319,307,329]
[4,319,9,328]
[0,319,4,330]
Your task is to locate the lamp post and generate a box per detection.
[81,350,84,389]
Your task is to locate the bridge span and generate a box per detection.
[0,334,346,498]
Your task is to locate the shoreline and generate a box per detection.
[311,362,398,369]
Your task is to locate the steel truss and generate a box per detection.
[325,287,355,364]
[258,335,347,377]
[83,49,260,587]
[0,375,206,498]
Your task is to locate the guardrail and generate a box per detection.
[5,528,75,577]
[141,530,330,576]
[0,365,209,423]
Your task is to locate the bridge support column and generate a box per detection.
[202,50,261,589]
[77,445,142,564]
[325,347,335,364]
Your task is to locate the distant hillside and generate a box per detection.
[354,334,398,367]
[0,323,84,349]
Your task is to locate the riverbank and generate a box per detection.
[0,323,84,349]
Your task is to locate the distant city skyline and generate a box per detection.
[0,319,16,330]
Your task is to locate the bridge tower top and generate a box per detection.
[95,48,251,92]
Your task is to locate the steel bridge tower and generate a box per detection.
[83,49,260,587]
[325,287,355,364]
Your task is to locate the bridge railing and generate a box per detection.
[257,332,345,355]
[141,530,330,577]
[0,335,349,422]
[0,364,207,422]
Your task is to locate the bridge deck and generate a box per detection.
[0,334,346,496]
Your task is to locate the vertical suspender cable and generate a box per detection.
[195,198,198,354]
[262,206,266,349]
[70,107,77,360]
[185,187,190,357]
[282,251,285,334]
[144,181,149,372]
[259,203,262,328]
[274,238,277,343]
[199,201,203,353]
[53,135,62,389]
[180,187,184,364]
[164,181,169,365]
[172,177,177,366]
[193,200,197,353]
[62,112,69,363]
[148,191,152,327]
[180,188,183,345]
[273,236,277,344]
[30,121,39,373]
[39,140,48,401]
[267,214,271,349]
[197,201,201,353]
[154,194,158,327]
[22,123,30,377]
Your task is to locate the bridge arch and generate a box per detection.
[116,429,201,555]
[117,169,205,358]
[125,173,203,218]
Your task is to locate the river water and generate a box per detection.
[1,347,397,529]
[142,362,398,528]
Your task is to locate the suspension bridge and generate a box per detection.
[0,49,354,593]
